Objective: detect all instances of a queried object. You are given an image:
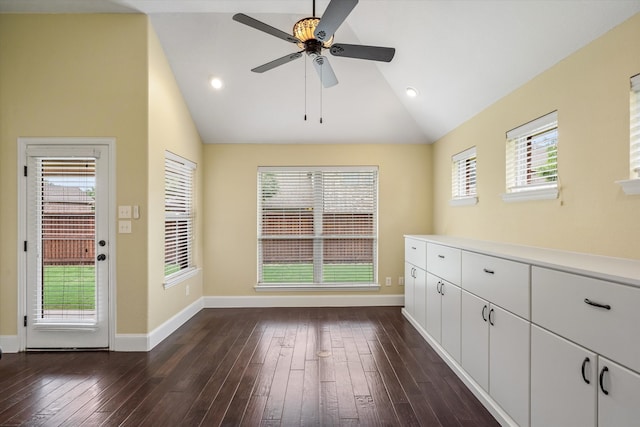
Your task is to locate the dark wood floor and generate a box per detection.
[0,307,498,426]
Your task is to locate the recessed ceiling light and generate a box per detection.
[210,77,223,90]
[406,87,418,98]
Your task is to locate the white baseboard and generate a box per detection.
[400,308,517,427]
[203,294,404,308]
[114,297,204,352]
[0,335,19,353]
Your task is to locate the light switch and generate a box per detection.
[118,220,132,234]
[118,205,132,219]
[132,205,140,219]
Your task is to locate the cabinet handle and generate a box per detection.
[599,366,609,395]
[584,298,611,311]
[581,357,591,384]
[488,308,495,326]
[440,282,445,295]
[438,254,445,259]
[483,268,495,275]
[412,268,416,278]
[411,246,417,250]
[436,281,440,294]
[482,305,488,322]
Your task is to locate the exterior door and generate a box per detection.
[25,144,110,349]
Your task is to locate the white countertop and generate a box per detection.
[405,235,640,288]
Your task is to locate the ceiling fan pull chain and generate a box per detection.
[304,56,308,121]
[320,64,323,124]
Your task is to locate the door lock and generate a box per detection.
[97,254,107,261]
[98,240,106,247]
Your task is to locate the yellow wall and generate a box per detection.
[0,14,203,340]
[147,24,204,331]
[432,13,640,260]
[0,14,149,336]
[202,143,432,296]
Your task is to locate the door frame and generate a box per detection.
[17,137,117,351]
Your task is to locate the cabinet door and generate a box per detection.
[425,272,442,341]
[404,262,415,316]
[598,358,640,427]
[531,325,597,427]
[414,267,427,329]
[441,281,461,363]
[461,290,489,391]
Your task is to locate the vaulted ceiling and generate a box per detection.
[2,0,640,144]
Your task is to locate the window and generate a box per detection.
[618,74,640,195]
[503,111,558,202]
[257,167,378,289]
[631,74,640,177]
[450,146,477,206]
[164,151,196,288]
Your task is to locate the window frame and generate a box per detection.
[256,166,379,291]
[450,146,478,206]
[164,151,197,289]
[502,111,559,203]
[617,73,640,195]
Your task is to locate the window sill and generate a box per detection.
[164,267,200,290]
[616,178,640,195]
[449,196,478,207]
[255,283,381,292]
[501,186,558,203]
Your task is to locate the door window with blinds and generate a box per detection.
[164,151,196,288]
[32,158,97,322]
[258,167,378,287]
[503,111,558,202]
[451,146,477,206]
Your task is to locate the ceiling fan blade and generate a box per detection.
[251,51,303,73]
[313,56,338,88]
[330,43,396,62]
[314,0,358,42]
[233,13,301,44]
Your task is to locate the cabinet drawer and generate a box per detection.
[462,251,530,319]
[532,267,640,374]
[405,238,427,269]
[427,243,461,284]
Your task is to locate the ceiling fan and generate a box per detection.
[232,0,396,88]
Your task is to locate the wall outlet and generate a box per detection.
[385,277,392,286]
[399,276,404,286]
[118,220,132,234]
[118,205,132,219]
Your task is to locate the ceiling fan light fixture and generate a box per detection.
[293,17,333,49]
[406,87,419,98]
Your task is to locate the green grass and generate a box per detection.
[261,263,374,283]
[43,265,95,310]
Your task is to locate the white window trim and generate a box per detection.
[256,166,379,290]
[616,74,640,195]
[502,111,559,203]
[450,146,478,206]
[163,151,197,289]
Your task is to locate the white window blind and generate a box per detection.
[631,74,640,177]
[258,167,378,286]
[505,111,558,194]
[451,147,477,201]
[164,151,196,284]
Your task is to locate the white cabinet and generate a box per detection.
[531,325,597,427]
[461,290,530,427]
[598,358,640,427]
[426,272,461,362]
[403,235,640,427]
[531,325,640,427]
[404,238,427,328]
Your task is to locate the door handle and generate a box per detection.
[97,254,106,261]
[581,357,590,384]
[599,366,609,395]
